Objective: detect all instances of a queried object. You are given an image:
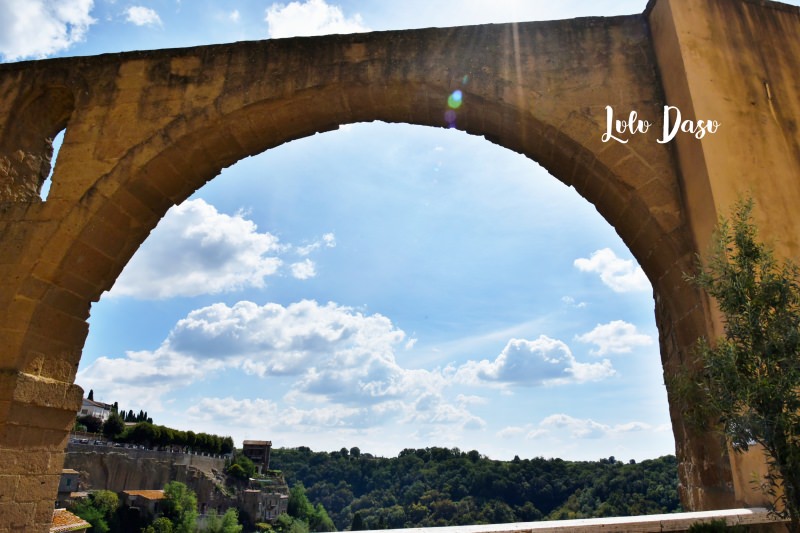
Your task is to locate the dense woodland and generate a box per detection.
[270,447,681,530]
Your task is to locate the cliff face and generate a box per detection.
[64,445,233,511]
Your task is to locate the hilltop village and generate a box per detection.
[57,394,291,532]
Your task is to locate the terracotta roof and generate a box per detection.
[51,509,90,532]
[82,398,112,409]
[123,489,166,500]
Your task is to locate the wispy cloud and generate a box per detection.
[498,415,666,442]
[296,233,336,256]
[265,0,369,38]
[574,248,650,293]
[0,0,96,61]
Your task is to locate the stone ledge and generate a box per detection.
[361,508,784,533]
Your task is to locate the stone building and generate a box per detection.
[78,399,112,422]
[55,469,82,508]
[240,489,289,523]
[242,440,272,473]
[122,490,166,521]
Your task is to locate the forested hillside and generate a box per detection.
[270,447,681,530]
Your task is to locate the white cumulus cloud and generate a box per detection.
[576,320,654,356]
[0,0,95,61]
[266,0,369,38]
[76,347,217,410]
[291,259,317,279]
[125,5,162,26]
[574,248,650,293]
[79,298,490,434]
[111,199,284,299]
[454,335,615,387]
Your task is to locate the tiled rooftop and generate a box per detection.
[123,489,166,500]
[51,509,90,532]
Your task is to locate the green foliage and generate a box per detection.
[273,513,309,533]
[162,481,199,533]
[271,447,680,530]
[69,491,119,533]
[311,503,336,532]
[117,421,232,455]
[686,199,800,531]
[77,414,103,434]
[143,517,175,533]
[226,463,247,480]
[226,452,256,480]
[201,508,243,533]
[92,490,120,516]
[102,411,125,440]
[286,483,337,531]
[288,483,313,520]
[70,499,109,533]
[350,512,365,531]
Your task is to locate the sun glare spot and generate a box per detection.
[448,90,463,109]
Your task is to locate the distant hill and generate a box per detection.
[270,447,681,530]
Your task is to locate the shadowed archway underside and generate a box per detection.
[2,0,800,530]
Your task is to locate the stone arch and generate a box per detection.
[0,84,74,202]
[8,0,800,528]
[17,19,718,511]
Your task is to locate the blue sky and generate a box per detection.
[6,0,792,462]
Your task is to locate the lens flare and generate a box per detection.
[444,109,457,128]
[447,90,463,109]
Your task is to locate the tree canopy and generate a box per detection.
[270,447,680,530]
[686,198,800,531]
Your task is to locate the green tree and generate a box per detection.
[77,414,103,434]
[687,198,800,531]
[201,508,243,533]
[227,452,256,480]
[91,490,119,516]
[221,436,235,455]
[288,483,314,521]
[310,503,336,532]
[88,389,94,401]
[69,490,118,533]
[273,513,308,533]
[69,499,109,533]
[350,512,365,531]
[102,411,125,440]
[162,481,199,533]
[143,517,175,533]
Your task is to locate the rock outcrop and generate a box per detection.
[64,445,233,511]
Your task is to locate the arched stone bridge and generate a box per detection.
[1,0,799,530]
